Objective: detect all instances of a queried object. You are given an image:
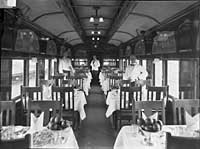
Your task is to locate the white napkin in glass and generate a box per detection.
[29,112,44,132]
[142,112,158,120]
[185,111,200,131]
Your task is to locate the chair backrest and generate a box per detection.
[179,86,194,99]
[21,86,42,110]
[119,86,132,111]
[129,86,142,101]
[166,132,200,149]
[172,99,200,125]
[119,80,131,87]
[27,100,61,126]
[0,134,31,149]
[147,86,168,101]
[66,76,83,89]
[51,74,64,86]
[109,75,122,90]
[39,79,54,86]
[52,86,74,112]
[0,86,11,101]
[62,80,74,87]
[0,101,15,127]
[134,100,166,124]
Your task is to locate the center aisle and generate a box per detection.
[77,85,116,149]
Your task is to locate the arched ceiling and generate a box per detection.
[16,0,198,48]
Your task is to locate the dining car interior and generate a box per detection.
[0,0,200,149]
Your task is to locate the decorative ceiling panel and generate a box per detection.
[134,1,196,22]
[111,32,132,43]
[35,14,74,35]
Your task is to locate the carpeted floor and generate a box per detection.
[76,85,116,149]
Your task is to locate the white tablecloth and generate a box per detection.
[99,72,109,95]
[114,125,199,149]
[105,89,120,118]
[1,126,79,149]
[83,72,92,96]
[73,89,87,120]
[31,127,79,148]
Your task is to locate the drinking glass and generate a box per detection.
[144,131,154,146]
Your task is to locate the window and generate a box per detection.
[103,59,116,66]
[167,60,179,98]
[74,59,88,66]
[154,60,163,86]
[142,60,147,70]
[12,60,24,98]
[29,59,37,87]
[45,59,49,80]
[51,58,57,76]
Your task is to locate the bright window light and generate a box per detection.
[167,60,179,98]
[99,17,104,22]
[89,17,95,22]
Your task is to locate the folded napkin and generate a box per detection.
[142,112,158,120]
[29,112,44,132]
[185,111,200,131]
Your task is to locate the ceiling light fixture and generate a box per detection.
[99,17,104,22]
[89,16,95,22]
[97,37,100,40]
[91,31,95,34]
[97,31,101,34]
[92,37,95,40]
[89,6,104,23]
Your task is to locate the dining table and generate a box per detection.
[114,125,200,149]
[83,72,92,96]
[1,125,79,148]
[99,72,109,95]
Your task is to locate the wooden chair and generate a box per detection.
[62,80,74,87]
[108,75,122,90]
[172,99,200,125]
[52,86,76,127]
[27,100,61,126]
[0,86,11,101]
[129,86,142,101]
[21,86,42,110]
[115,86,133,129]
[66,76,84,90]
[134,100,166,124]
[166,132,200,149]
[0,101,15,127]
[179,86,193,99]
[51,74,64,86]
[147,86,168,101]
[119,80,131,87]
[0,134,31,149]
[39,79,54,86]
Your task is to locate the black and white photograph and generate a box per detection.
[0,0,200,149]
